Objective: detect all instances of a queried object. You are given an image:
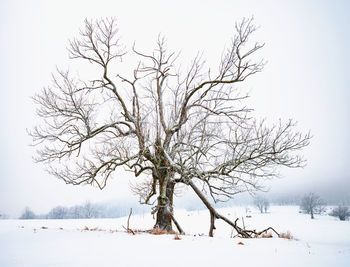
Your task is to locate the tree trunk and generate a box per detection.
[154,181,175,232]
[209,210,216,237]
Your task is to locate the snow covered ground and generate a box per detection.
[0,206,349,267]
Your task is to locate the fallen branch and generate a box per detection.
[189,180,280,238]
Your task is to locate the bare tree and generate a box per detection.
[47,206,68,219]
[329,205,350,221]
[68,205,83,219]
[300,193,326,219]
[19,207,36,220]
[0,213,9,220]
[81,201,99,218]
[30,17,311,237]
[264,200,270,213]
[254,196,269,213]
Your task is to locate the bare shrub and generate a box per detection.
[174,234,181,240]
[279,231,297,240]
[329,205,350,221]
[150,227,168,235]
[260,233,273,238]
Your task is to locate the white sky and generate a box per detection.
[1,0,349,217]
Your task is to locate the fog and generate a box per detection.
[1,0,349,218]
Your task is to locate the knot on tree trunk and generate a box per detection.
[152,196,170,215]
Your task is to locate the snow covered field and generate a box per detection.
[0,206,349,267]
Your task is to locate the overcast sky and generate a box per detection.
[1,0,349,217]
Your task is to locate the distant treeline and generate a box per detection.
[14,192,350,220]
[19,201,151,220]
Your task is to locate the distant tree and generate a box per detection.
[0,213,9,219]
[254,196,269,213]
[30,17,311,237]
[47,206,68,219]
[274,195,300,206]
[329,205,350,221]
[49,202,129,219]
[264,199,270,213]
[68,205,83,219]
[300,193,326,219]
[19,207,36,220]
[81,202,98,218]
